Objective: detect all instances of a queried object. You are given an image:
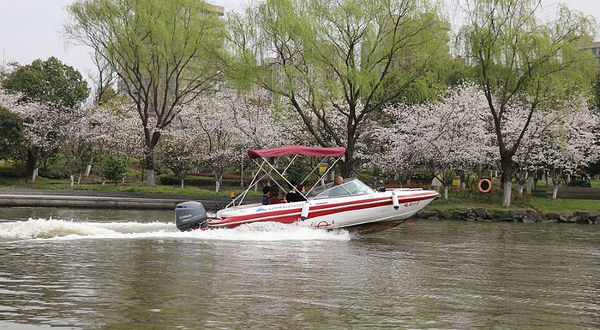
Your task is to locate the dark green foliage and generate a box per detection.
[589,162,600,176]
[0,165,25,178]
[38,168,68,180]
[285,160,312,185]
[567,180,592,188]
[2,57,89,109]
[101,157,128,186]
[0,107,27,160]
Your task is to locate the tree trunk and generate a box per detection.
[501,157,513,207]
[444,186,448,200]
[552,185,559,200]
[85,147,95,176]
[25,150,35,183]
[240,159,244,187]
[526,176,532,195]
[146,169,155,187]
[502,180,512,207]
[215,176,221,192]
[70,175,75,187]
[339,160,353,178]
[32,161,39,183]
[518,184,523,195]
[145,150,155,187]
[180,178,185,189]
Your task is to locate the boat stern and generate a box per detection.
[175,201,208,231]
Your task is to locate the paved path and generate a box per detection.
[0,189,250,210]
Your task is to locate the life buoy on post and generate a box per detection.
[478,179,492,193]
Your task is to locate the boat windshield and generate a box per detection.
[307,178,375,199]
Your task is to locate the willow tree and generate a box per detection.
[227,0,451,177]
[65,0,224,186]
[459,0,597,207]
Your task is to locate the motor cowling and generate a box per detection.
[175,201,208,231]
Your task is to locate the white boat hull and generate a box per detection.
[210,189,438,232]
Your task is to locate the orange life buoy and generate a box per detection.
[478,179,492,193]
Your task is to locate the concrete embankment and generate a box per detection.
[0,189,244,211]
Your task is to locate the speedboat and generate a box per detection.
[175,145,438,234]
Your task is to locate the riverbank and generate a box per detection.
[416,208,600,224]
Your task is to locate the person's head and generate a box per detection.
[270,185,280,197]
[296,185,305,194]
[334,176,343,185]
[288,180,297,192]
[262,186,271,196]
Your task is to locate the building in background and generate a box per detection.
[581,41,600,61]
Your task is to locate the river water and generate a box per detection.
[0,208,598,329]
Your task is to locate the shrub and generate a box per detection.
[0,165,25,178]
[567,180,591,188]
[38,167,68,179]
[101,157,128,186]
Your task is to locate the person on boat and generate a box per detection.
[334,176,344,186]
[285,180,298,201]
[261,186,271,205]
[286,184,306,202]
[268,185,285,204]
[330,176,346,197]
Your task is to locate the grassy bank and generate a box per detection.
[428,184,600,216]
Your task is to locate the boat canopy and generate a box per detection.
[247,145,346,159]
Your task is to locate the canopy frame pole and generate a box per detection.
[304,156,342,196]
[281,154,298,176]
[226,158,268,207]
[225,152,344,208]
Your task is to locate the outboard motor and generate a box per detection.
[175,201,208,231]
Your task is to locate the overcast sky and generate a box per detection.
[0,0,599,85]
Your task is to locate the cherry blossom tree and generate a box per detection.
[54,102,144,186]
[169,89,295,191]
[510,95,600,198]
[0,88,67,182]
[87,103,144,161]
[371,83,496,199]
[57,107,93,186]
[158,127,202,189]
[540,101,600,199]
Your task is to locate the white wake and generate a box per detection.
[0,218,351,242]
